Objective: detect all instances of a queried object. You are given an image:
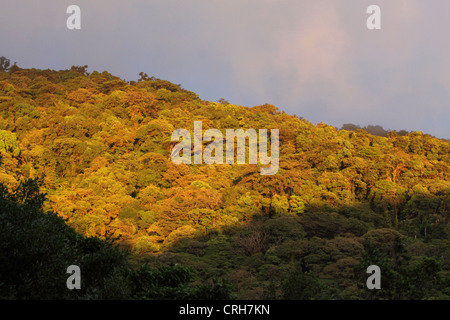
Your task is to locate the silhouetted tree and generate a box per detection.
[0,56,10,72]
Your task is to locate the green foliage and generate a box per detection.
[354,236,446,300]
[271,194,290,216]
[0,180,233,300]
[281,262,335,299]
[0,130,20,157]
[0,63,448,300]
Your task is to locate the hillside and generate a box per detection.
[0,62,449,299]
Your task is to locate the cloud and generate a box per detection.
[273,2,360,112]
[0,0,448,138]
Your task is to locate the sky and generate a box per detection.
[1,0,449,139]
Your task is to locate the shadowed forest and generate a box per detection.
[0,58,449,299]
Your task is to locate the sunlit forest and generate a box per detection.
[0,57,449,299]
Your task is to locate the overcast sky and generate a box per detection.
[1,0,449,138]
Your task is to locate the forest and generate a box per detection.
[0,57,449,299]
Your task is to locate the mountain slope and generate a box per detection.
[0,64,449,299]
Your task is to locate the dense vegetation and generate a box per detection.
[0,179,234,299]
[0,57,449,299]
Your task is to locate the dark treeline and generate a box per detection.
[341,123,410,138]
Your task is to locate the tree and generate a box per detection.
[0,130,20,157]
[270,194,289,216]
[341,123,361,131]
[354,235,443,300]
[70,65,89,75]
[281,262,333,299]
[0,56,10,72]
[353,238,397,299]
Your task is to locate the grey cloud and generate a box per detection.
[0,0,448,138]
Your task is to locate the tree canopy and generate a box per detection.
[0,60,449,299]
